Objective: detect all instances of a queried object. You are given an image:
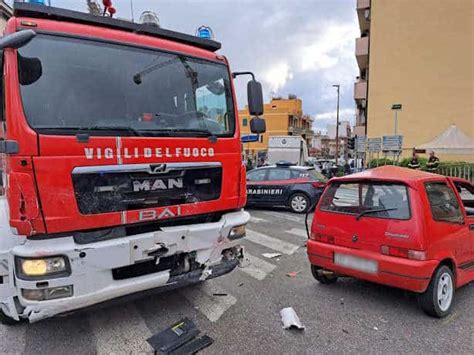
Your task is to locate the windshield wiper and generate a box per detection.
[87,125,142,136]
[355,207,398,220]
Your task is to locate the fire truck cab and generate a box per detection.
[0,2,265,323]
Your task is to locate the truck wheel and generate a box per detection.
[418,265,455,318]
[0,310,19,326]
[289,193,310,213]
[311,265,338,285]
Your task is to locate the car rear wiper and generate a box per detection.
[355,207,398,220]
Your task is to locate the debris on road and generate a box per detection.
[238,283,244,287]
[286,270,302,278]
[262,253,282,259]
[342,329,349,334]
[213,293,228,297]
[280,307,305,330]
[373,326,379,331]
[147,318,214,354]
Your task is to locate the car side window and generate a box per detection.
[455,182,474,216]
[425,182,464,223]
[291,170,308,179]
[268,169,291,181]
[247,169,267,182]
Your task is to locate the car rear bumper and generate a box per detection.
[307,240,439,293]
[0,210,249,322]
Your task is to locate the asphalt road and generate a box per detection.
[1,208,473,354]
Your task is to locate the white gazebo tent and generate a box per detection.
[417,124,474,155]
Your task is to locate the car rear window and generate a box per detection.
[320,182,410,220]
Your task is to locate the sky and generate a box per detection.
[8,0,360,132]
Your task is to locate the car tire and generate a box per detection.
[311,265,338,285]
[0,310,19,326]
[289,193,310,213]
[418,265,455,318]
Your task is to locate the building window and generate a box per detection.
[242,118,248,126]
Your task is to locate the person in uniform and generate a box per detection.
[407,151,420,169]
[426,151,440,173]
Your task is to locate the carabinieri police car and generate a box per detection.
[246,162,327,213]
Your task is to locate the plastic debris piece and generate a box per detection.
[286,270,302,278]
[280,307,305,330]
[238,283,244,287]
[342,329,349,334]
[146,318,199,354]
[262,253,282,259]
[212,293,228,297]
[373,326,379,331]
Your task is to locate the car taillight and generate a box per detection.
[381,246,426,261]
[311,232,334,244]
[312,182,325,189]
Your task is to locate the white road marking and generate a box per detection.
[250,216,267,223]
[88,303,153,354]
[180,281,236,322]
[239,253,276,280]
[286,228,308,239]
[246,229,299,255]
[260,211,305,223]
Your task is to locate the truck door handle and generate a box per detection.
[469,224,474,231]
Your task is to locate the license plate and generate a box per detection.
[334,253,378,274]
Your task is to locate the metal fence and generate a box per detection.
[437,165,473,182]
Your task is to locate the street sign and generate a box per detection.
[391,103,402,110]
[367,137,382,152]
[356,136,367,153]
[241,134,259,143]
[382,135,403,152]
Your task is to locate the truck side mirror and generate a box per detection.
[247,80,263,116]
[250,117,266,134]
[0,30,36,50]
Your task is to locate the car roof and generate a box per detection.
[331,166,446,186]
[254,165,313,170]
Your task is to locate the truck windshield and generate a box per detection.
[17,35,235,137]
[319,182,410,220]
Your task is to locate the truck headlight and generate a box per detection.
[16,256,70,279]
[228,225,246,240]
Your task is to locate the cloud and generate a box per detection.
[313,108,356,133]
[263,62,294,93]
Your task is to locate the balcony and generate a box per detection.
[354,81,367,101]
[355,36,369,69]
[357,0,370,32]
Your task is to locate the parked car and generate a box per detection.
[307,166,473,317]
[246,162,327,213]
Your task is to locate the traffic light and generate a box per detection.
[348,137,355,150]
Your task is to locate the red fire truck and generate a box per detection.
[0,2,265,323]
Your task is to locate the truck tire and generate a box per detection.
[418,265,455,318]
[311,265,338,285]
[0,310,19,326]
[289,193,310,213]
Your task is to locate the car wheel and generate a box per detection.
[311,265,338,284]
[0,310,19,326]
[418,265,455,318]
[289,193,310,213]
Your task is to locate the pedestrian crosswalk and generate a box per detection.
[0,209,309,354]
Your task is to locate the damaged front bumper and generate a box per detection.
[0,210,249,323]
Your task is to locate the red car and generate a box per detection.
[307,166,473,317]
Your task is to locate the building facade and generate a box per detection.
[239,97,314,158]
[1,1,13,34]
[354,0,474,161]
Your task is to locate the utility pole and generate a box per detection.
[332,84,340,165]
[130,0,135,22]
